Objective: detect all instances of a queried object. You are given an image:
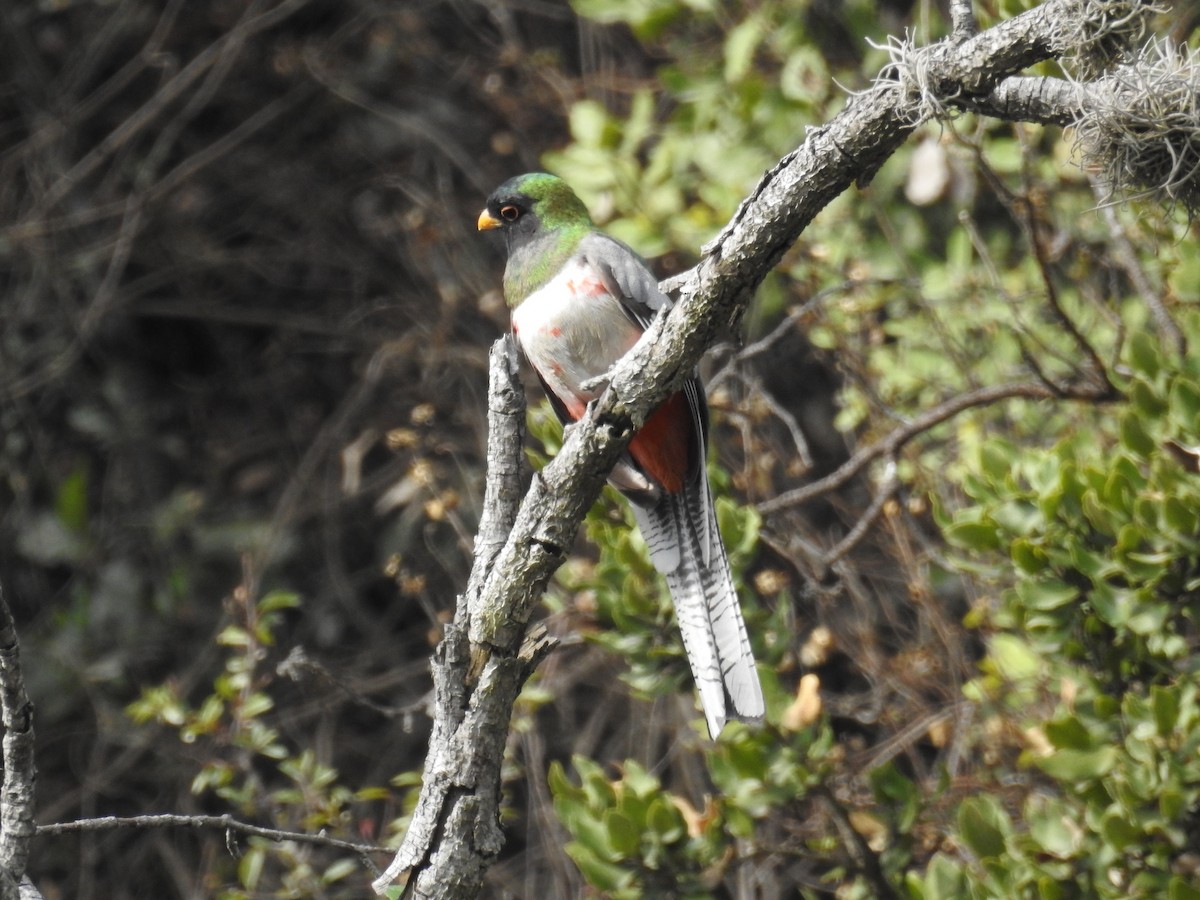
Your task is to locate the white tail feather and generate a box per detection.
[631,485,764,739]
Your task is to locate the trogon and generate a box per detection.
[478,172,764,738]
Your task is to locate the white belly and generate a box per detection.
[512,259,642,413]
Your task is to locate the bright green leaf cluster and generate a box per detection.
[938,313,1200,898]
[551,722,837,897]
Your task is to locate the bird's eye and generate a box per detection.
[499,205,520,221]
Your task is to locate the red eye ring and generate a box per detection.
[499,205,520,221]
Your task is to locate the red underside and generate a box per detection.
[627,391,690,494]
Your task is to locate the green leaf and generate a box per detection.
[1119,410,1156,458]
[1171,877,1200,900]
[922,853,967,900]
[1038,877,1065,900]
[604,809,641,857]
[258,590,301,613]
[1016,578,1078,612]
[217,625,251,648]
[548,760,580,803]
[989,634,1041,681]
[945,519,1001,552]
[1169,377,1200,427]
[569,100,612,148]
[1026,794,1082,858]
[980,439,1015,483]
[55,464,89,534]
[238,845,266,890]
[1126,596,1169,635]
[646,797,684,842]
[957,795,1010,858]
[1011,538,1048,574]
[1167,254,1200,300]
[575,755,617,810]
[1035,746,1117,781]
[565,841,634,891]
[1127,331,1161,380]
[1130,378,1167,418]
[1161,787,1186,820]
[1090,581,1134,628]
[240,692,274,718]
[870,762,920,833]
[1152,684,1181,735]
[1163,496,1199,535]
[723,13,764,83]
[992,500,1041,536]
[1100,807,1141,850]
[322,858,357,884]
[1044,715,1094,751]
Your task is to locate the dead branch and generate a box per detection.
[0,587,40,900]
[36,814,388,860]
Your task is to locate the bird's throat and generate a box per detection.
[503,227,586,306]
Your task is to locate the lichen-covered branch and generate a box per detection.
[0,588,40,900]
[372,337,555,896]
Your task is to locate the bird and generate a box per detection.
[477,172,764,738]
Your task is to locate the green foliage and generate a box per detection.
[127,589,387,897]
[550,722,837,897]
[553,0,868,259]
[936,314,1200,898]
[547,3,1200,896]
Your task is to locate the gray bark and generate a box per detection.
[0,588,40,900]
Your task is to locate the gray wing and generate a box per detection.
[579,232,714,560]
[580,232,671,329]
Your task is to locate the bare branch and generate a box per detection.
[372,338,553,896]
[36,814,388,860]
[1089,173,1187,356]
[758,379,1115,515]
[966,75,1088,125]
[30,0,315,215]
[0,587,39,900]
[950,0,979,44]
[818,463,901,571]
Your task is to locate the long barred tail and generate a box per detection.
[630,481,764,739]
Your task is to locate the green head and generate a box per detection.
[477,172,593,237]
[477,173,595,303]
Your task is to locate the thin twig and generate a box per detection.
[36,815,390,861]
[32,0,314,214]
[1089,174,1185,357]
[950,0,979,43]
[1018,145,1116,392]
[814,786,900,900]
[758,379,1113,514]
[819,462,901,570]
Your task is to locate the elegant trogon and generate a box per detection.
[478,172,764,738]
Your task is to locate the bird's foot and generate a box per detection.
[579,371,612,396]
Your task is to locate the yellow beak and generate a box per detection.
[477,209,502,231]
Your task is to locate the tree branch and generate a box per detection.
[372,338,557,896]
[36,814,388,860]
[967,75,1088,125]
[758,379,1114,516]
[0,587,40,900]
